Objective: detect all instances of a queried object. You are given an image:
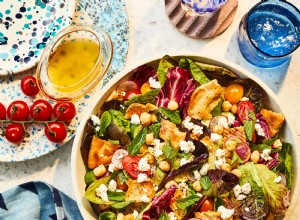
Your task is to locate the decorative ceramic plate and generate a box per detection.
[0,0,76,75]
[0,0,129,162]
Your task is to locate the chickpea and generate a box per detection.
[251,150,260,163]
[124,214,134,220]
[159,161,171,172]
[140,112,151,125]
[146,103,158,111]
[221,163,231,172]
[139,144,148,154]
[151,114,158,123]
[165,180,178,189]
[192,181,202,192]
[231,169,242,178]
[212,124,224,135]
[146,133,154,145]
[143,153,155,164]
[222,101,232,112]
[231,104,238,114]
[167,100,179,111]
[93,164,106,177]
[225,140,237,151]
[117,213,124,220]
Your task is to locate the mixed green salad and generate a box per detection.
[81,56,293,220]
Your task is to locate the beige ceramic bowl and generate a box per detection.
[71,54,300,219]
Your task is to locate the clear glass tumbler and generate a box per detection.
[181,0,227,14]
[238,0,300,68]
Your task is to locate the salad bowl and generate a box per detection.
[71,54,300,220]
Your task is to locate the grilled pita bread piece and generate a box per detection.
[260,109,285,138]
[159,119,186,149]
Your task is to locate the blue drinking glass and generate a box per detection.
[181,0,228,14]
[238,0,300,68]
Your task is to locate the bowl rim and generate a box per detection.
[71,53,300,219]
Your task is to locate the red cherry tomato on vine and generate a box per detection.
[124,89,141,100]
[122,155,150,179]
[30,100,53,121]
[44,122,67,143]
[20,76,39,96]
[0,102,6,120]
[237,101,256,123]
[53,102,76,122]
[7,101,29,121]
[5,123,25,144]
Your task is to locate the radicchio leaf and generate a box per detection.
[235,143,251,163]
[130,64,157,89]
[207,169,240,195]
[142,185,177,220]
[156,67,195,110]
[255,114,271,143]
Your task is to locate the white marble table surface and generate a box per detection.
[1,0,300,214]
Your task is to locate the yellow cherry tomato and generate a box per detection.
[140,82,151,94]
[224,84,244,104]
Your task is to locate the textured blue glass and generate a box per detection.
[238,0,300,68]
[181,0,227,14]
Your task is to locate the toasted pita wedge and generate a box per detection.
[260,109,285,137]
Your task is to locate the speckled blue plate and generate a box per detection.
[0,1,129,162]
[0,0,76,75]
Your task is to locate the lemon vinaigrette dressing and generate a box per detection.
[48,39,100,92]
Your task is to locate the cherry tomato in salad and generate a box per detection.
[53,102,76,122]
[20,76,39,96]
[44,122,67,143]
[5,123,25,144]
[0,102,6,120]
[224,84,244,104]
[124,89,141,100]
[200,198,214,212]
[30,100,52,121]
[7,101,29,121]
[122,155,150,179]
[237,101,256,123]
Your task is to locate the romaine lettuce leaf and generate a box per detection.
[157,55,178,86]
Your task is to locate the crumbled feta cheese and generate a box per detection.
[154,186,158,192]
[274,175,282,183]
[137,173,148,183]
[196,193,203,197]
[168,212,177,220]
[91,115,100,125]
[241,97,249,101]
[154,148,163,157]
[178,181,189,197]
[227,114,235,126]
[241,183,251,194]
[182,116,194,130]
[95,184,108,202]
[193,170,201,181]
[108,163,115,173]
[233,185,242,198]
[180,158,189,166]
[245,207,250,212]
[149,77,161,89]
[215,149,226,159]
[148,147,154,154]
[180,140,195,153]
[215,157,226,168]
[116,189,123,192]
[117,153,125,159]
[133,210,138,219]
[121,91,126,96]
[255,123,265,137]
[261,149,272,161]
[140,195,150,203]
[217,206,235,219]
[138,158,151,171]
[211,133,222,142]
[192,125,203,136]
[237,194,247,201]
[95,126,100,132]
[108,180,117,191]
[131,114,140,125]
[200,163,210,176]
[218,116,229,129]
[151,138,161,147]
[273,139,282,149]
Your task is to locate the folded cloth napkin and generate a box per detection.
[0,181,83,220]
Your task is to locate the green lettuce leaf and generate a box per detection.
[108,110,130,133]
[107,189,125,202]
[157,212,170,220]
[99,111,111,136]
[211,99,223,117]
[200,176,212,190]
[160,107,181,124]
[128,127,147,155]
[111,201,133,210]
[148,122,161,138]
[176,194,201,209]
[276,142,293,189]
[157,55,178,86]
[243,110,256,141]
[124,89,159,108]
[99,212,116,220]
[85,176,111,204]
[162,141,178,162]
[180,58,210,84]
